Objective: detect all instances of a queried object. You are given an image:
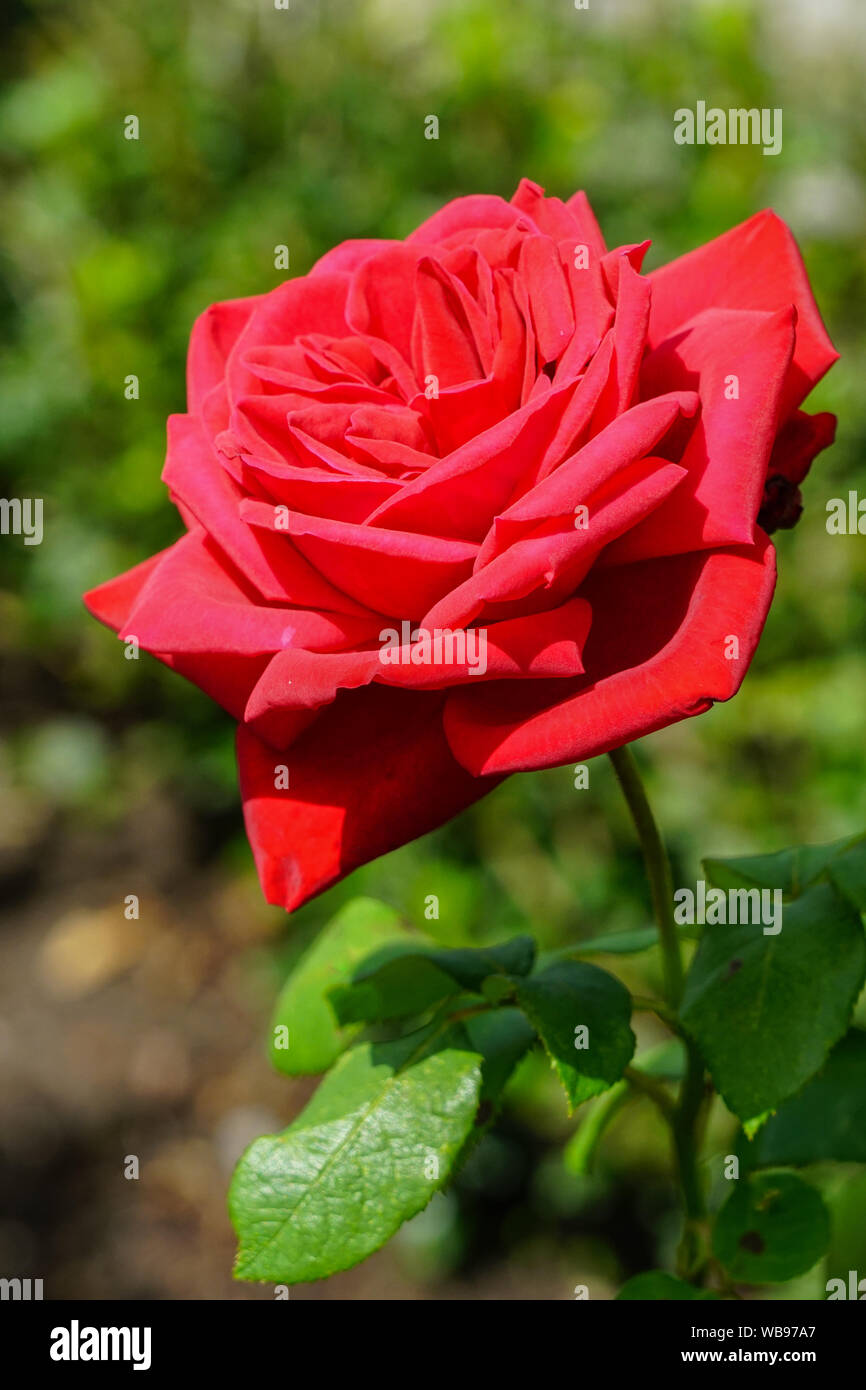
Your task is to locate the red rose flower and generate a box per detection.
[85,180,837,910]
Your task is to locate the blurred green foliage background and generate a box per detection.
[1,0,865,1299]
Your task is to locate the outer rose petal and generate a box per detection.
[161,651,272,722]
[757,410,836,532]
[122,529,382,656]
[444,535,776,775]
[164,414,336,607]
[84,547,273,720]
[648,210,838,416]
[237,689,501,910]
[310,239,398,276]
[164,419,378,615]
[604,305,797,562]
[765,409,836,488]
[84,550,166,633]
[186,296,263,413]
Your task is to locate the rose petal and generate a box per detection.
[187,296,263,414]
[237,691,501,910]
[647,210,838,415]
[84,551,166,632]
[410,256,487,387]
[83,547,273,721]
[407,194,529,245]
[765,408,836,488]
[444,535,776,774]
[366,384,572,540]
[240,500,478,617]
[423,455,687,629]
[564,189,608,257]
[603,305,796,563]
[163,415,376,612]
[345,244,421,362]
[517,235,575,365]
[122,529,382,655]
[225,273,351,406]
[310,238,398,276]
[477,390,699,566]
[591,254,652,428]
[243,597,591,748]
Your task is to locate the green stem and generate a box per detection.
[673,1044,706,1221]
[565,1080,629,1175]
[609,743,707,1276]
[630,994,681,1032]
[624,1066,676,1120]
[608,744,684,1007]
[566,1036,690,1176]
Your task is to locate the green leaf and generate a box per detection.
[680,880,866,1120]
[515,960,635,1110]
[633,1037,687,1082]
[829,842,866,913]
[463,1007,537,1107]
[231,1019,483,1283]
[329,951,458,1024]
[617,1272,719,1300]
[749,1029,866,1167]
[480,974,518,1005]
[547,924,699,961]
[546,926,662,959]
[742,1112,772,1142]
[712,1171,831,1285]
[704,831,866,899]
[329,934,535,1025]
[427,935,535,986]
[268,898,409,1075]
[453,1008,538,1167]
